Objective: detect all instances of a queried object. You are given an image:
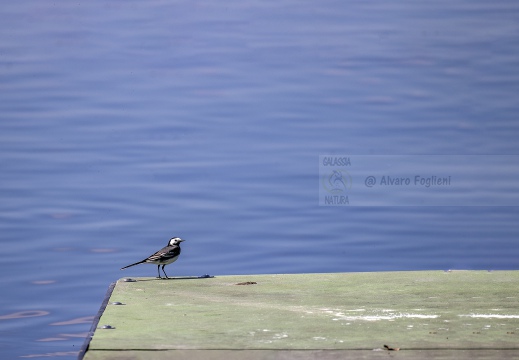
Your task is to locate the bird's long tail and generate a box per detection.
[120,260,146,270]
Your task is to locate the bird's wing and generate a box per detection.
[147,245,181,262]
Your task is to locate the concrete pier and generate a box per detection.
[81,271,519,359]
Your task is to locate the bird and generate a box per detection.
[121,237,185,279]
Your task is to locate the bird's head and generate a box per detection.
[168,237,185,246]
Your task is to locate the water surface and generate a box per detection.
[1,0,519,358]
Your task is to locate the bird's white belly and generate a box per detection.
[162,256,179,265]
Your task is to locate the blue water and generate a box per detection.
[2,0,519,358]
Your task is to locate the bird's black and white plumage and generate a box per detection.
[121,237,185,279]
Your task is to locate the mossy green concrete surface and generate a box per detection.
[83,271,519,359]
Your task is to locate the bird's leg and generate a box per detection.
[162,265,169,279]
[157,265,162,279]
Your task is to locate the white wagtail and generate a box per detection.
[121,237,185,279]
